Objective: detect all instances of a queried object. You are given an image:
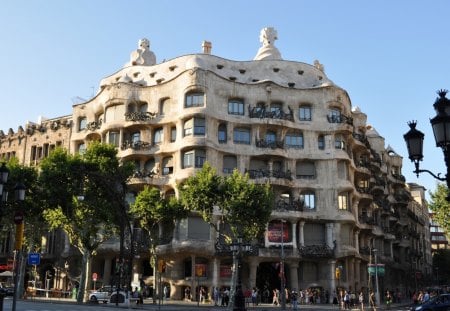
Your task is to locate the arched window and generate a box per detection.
[218,123,227,143]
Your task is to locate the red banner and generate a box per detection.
[267,221,291,243]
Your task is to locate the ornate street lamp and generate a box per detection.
[12,182,26,311]
[404,89,450,200]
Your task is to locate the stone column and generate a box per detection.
[248,259,259,289]
[289,261,299,290]
[328,260,336,304]
[355,259,361,291]
[390,241,394,259]
[212,257,219,290]
[103,256,112,285]
[326,223,334,249]
[298,221,305,246]
[354,230,360,252]
[292,222,298,250]
[333,223,341,253]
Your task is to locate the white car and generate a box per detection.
[89,287,114,303]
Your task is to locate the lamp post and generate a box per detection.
[404,89,450,200]
[0,163,9,311]
[280,220,286,310]
[373,249,380,307]
[229,237,252,311]
[12,182,26,311]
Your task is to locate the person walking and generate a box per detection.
[359,291,365,311]
[369,290,376,311]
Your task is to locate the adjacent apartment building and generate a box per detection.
[0,28,432,301]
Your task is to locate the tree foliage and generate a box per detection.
[428,183,450,234]
[38,142,133,302]
[180,162,274,242]
[130,186,188,261]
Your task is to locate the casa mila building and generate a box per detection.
[0,28,432,301]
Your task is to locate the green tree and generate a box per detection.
[39,143,133,303]
[0,158,41,298]
[432,249,450,285]
[129,186,188,298]
[179,163,274,304]
[428,183,450,234]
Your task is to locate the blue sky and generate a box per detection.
[1,0,449,198]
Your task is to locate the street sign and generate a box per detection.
[28,253,40,265]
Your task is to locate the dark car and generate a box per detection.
[410,293,450,311]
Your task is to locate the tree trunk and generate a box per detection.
[77,251,92,303]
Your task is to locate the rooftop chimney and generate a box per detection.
[202,41,212,54]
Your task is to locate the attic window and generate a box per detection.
[239,69,246,74]
[169,66,177,71]
[156,78,165,84]
[150,72,157,78]
[252,79,259,82]
[217,64,224,69]
[229,77,237,81]
[133,72,140,78]
[298,70,304,75]
[288,83,295,88]
[115,77,121,81]
[273,68,280,73]
[318,76,323,80]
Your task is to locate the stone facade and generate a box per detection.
[0,28,432,301]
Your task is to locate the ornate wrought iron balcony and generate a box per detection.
[298,244,333,258]
[255,138,284,149]
[246,169,292,180]
[248,106,294,121]
[121,140,152,150]
[125,111,157,122]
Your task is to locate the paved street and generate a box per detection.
[1,296,413,311]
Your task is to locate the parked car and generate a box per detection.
[410,293,450,311]
[89,287,114,303]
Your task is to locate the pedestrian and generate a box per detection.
[385,291,392,309]
[369,290,376,311]
[291,289,298,310]
[273,288,280,306]
[359,291,364,311]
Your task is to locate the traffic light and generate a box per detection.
[14,222,24,250]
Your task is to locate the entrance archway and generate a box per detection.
[256,262,287,303]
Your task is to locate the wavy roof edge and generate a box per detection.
[98,53,338,92]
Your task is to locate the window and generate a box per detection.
[338,192,349,210]
[154,128,163,144]
[78,117,87,131]
[228,99,244,115]
[335,134,345,149]
[285,132,304,149]
[78,143,86,154]
[183,151,194,168]
[300,191,315,209]
[337,161,348,180]
[170,127,176,142]
[144,159,156,174]
[185,92,204,108]
[194,118,206,135]
[265,131,276,144]
[184,118,205,136]
[233,128,250,144]
[223,155,237,173]
[160,98,170,115]
[296,161,315,179]
[184,119,193,136]
[270,102,282,116]
[218,124,227,143]
[183,150,206,168]
[318,135,325,150]
[108,131,120,147]
[162,157,173,175]
[131,132,140,143]
[328,108,341,123]
[299,105,312,121]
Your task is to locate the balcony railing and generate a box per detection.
[353,132,369,145]
[248,106,294,121]
[298,244,334,258]
[327,114,353,125]
[121,140,152,150]
[124,111,157,122]
[274,198,309,212]
[86,120,102,131]
[255,138,284,149]
[246,169,292,180]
